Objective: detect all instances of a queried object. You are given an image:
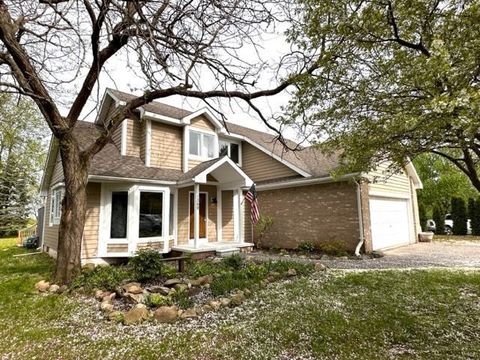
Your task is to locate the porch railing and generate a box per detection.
[17,225,38,246]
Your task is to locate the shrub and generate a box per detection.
[128,249,164,281]
[221,254,243,270]
[317,241,350,256]
[297,241,316,253]
[418,203,427,231]
[210,271,256,296]
[468,198,476,220]
[144,293,172,308]
[255,215,274,248]
[72,265,132,291]
[171,289,194,309]
[432,206,445,235]
[471,198,480,236]
[451,197,467,235]
[186,260,218,278]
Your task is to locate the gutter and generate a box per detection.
[355,180,364,257]
[256,173,362,191]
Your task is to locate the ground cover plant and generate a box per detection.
[2,243,480,359]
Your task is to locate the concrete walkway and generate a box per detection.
[246,241,480,270]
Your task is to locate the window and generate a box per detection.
[219,140,240,164]
[139,192,163,238]
[110,192,128,238]
[169,193,174,236]
[50,187,64,226]
[189,130,215,159]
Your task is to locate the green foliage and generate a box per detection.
[144,293,172,308]
[71,265,132,292]
[418,203,427,231]
[317,242,350,256]
[221,254,243,270]
[265,260,314,277]
[468,198,476,219]
[432,206,445,235]
[451,197,468,235]
[255,215,274,247]
[286,1,480,192]
[297,241,316,253]
[186,260,218,278]
[471,199,480,236]
[170,289,194,310]
[0,94,48,237]
[128,249,164,281]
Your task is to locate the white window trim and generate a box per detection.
[188,191,209,244]
[219,138,242,166]
[49,184,64,227]
[184,126,219,164]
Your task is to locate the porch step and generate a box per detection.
[215,247,240,257]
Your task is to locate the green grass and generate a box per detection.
[1,243,480,359]
[0,237,18,249]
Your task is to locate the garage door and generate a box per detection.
[369,197,411,250]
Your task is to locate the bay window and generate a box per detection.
[110,191,128,238]
[139,192,163,238]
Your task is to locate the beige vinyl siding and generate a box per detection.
[137,242,164,250]
[241,142,299,182]
[43,190,59,251]
[191,115,215,131]
[81,182,101,259]
[367,162,411,194]
[125,118,142,158]
[150,122,183,170]
[51,153,63,185]
[112,124,122,151]
[188,159,203,170]
[107,244,128,253]
[222,190,234,241]
[140,120,147,163]
[177,185,218,244]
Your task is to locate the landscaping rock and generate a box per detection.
[286,268,297,277]
[372,250,385,258]
[196,275,213,285]
[100,302,114,313]
[59,285,68,293]
[95,289,105,300]
[209,300,221,310]
[266,276,276,283]
[219,297,231,307]
[314,262,327,271]
[82,263,95,272]
[202,304,213,313]
[180,308,198,319]
[187,287,202,296]
[123,307,148,325]
[35,280,50,292]
[189,278,202,287]
[244,288,252,297]
[134,303,147,309]
[164,279,182,287]
[148,286,171,296]
[102,292,116,302]
[48,284,60,293]
[230,291,246,306]
[154,306,178,323]
[122,282,143,294]
[124,293,145,304]
[108,311,123,322]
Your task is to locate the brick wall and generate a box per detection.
[256,181,361,252]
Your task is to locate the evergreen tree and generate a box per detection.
[451,197,468,235]
[468,198,475,220]
[418,203,427,231]
[471,199,480,236]
[432,206,445,235]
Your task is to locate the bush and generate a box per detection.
[144,293,172,308]
[432,206,445,235]
[171,289,194,309]
[317,241,350,256]
[72,265,132,291]
[210,271,256,296]
[471,198,480,235]
[186,260,218,278]
[255,215,274,247]
[128,249,164,281]
[451,197,468,235]
[297,241,316,253]
[468,198,476,219]
[221,254,243,270]
[418,203,427,231]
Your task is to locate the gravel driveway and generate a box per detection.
[247,241,480,270]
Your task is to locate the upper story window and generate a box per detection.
[189,130,215,159]
[219,140,240,164]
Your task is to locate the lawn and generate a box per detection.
[2,245,480,359]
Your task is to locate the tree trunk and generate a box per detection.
[53,134,90,284]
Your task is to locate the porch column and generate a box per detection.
[216,188,222,242]
[237,188,244,244]
[194,183,200,249]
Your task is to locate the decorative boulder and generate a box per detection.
[35,280,50,292]
[123,293,145,304]
[314,262,327,271]
[372,250,385,259]
[180,308,198,319]
[219,298,231,307]
[209,300,221,311]
[122,282,143,294]
[100,302,114,313]
[286,268,297,277]
[154,306,178,323]
[102,292,116,303]
[123,307,149,325]
[148,286,171,296]
[164,279,182,287]
[48,284,60,293]
[174,283,188,292]
[95,289,105,300]
[230,291,246,306]
[196,275,213,286]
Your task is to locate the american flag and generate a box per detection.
[244,183,260,224]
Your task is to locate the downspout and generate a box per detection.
[355,180,364,257]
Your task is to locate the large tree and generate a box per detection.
[285,0,480,190]
[0,0,318,283]
[0,94,47,237]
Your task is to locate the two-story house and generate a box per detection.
[40,89,423,265]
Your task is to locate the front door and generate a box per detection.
[189,192,207,239]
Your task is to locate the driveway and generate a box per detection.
[322,241,480,269]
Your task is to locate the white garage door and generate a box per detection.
[369,197,411,250]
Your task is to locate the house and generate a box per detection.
[39,89,423,265]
